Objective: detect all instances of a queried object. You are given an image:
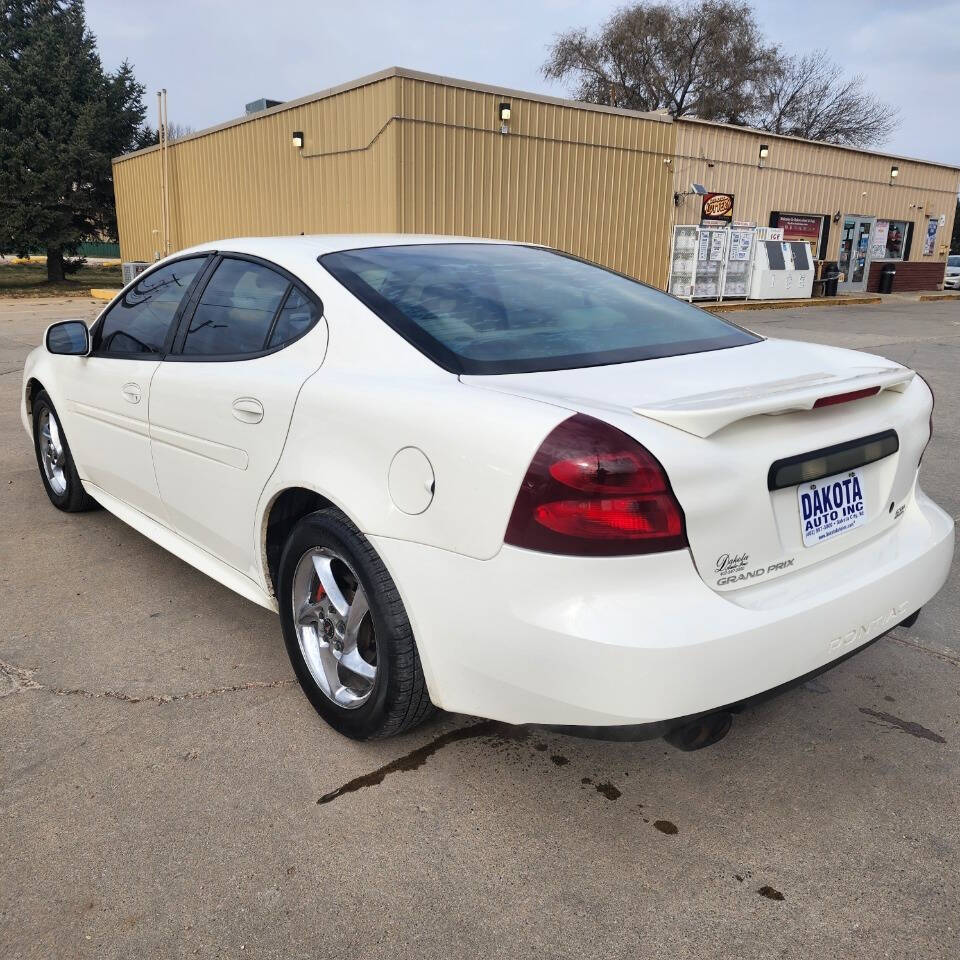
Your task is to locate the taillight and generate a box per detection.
[504,414,688,556]
[918,372,934,464]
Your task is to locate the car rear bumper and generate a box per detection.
[371,486,954,726]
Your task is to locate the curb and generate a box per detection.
[705,296,882,313]
[90,288,121,300]
[918,293,960,302]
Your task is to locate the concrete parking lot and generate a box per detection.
[2,296,958,959]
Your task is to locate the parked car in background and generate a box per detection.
[21,237,954,742]
[944,255,960,290]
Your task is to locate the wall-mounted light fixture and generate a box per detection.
[832,210,841,223]
[498,102,511,134]
[758,143,769,168]
[889,164,899,184]
[292,131,304,149]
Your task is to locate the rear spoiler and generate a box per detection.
[632,367,914,438]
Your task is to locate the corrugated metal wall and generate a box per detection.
[113,69,676,284]
[113,68,958,285]
[395,75,676,286]
[673,119,959,263]
[114,75,401,262]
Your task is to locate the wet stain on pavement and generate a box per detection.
[317,719,503,804]
[550,755,569,766]
[595,781,621,800]
[653,819,678,835]
[859,707,946,743]
[757,885,785,901]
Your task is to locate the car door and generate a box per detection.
[54,255,210,522]
[148,254,328,579]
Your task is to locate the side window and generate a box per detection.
[97,257,206,355]
[181,258,289,356]
[267,287,321,348]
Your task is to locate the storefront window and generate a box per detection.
[870,220,909,260]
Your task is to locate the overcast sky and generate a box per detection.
[87,0,958,166]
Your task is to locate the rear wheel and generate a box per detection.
[32,390,98,513]
[277,508,434,739]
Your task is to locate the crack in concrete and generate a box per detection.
[888,633,960,668]
[0,659,294,704]
[0,660,43,693]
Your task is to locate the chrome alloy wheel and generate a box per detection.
[38,407,67,495]
[291,547,377,709]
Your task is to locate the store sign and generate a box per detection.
[701,193,734,225]
[924,217,938,256]
[776,213,823,259]
[778,214,821,242]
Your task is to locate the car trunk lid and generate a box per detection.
[462,338,929,593]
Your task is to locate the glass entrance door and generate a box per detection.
[837,217,875,293]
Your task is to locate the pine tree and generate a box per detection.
[0,0,150,280]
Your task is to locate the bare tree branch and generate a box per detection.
[542,3,899,148]
[752,49,899,147]
[542,1,777,121]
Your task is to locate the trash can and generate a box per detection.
[822,261,840,297]
[879,263,896,294]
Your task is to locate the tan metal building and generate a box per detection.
[114,67,677,287]
[672,117,959,292]
[113,66,959,293]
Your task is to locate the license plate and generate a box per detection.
[798,468,867,547]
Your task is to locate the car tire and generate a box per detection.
[277,507,435,739]
[32,390,98,513]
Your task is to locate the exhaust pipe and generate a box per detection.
[665,711,733,751]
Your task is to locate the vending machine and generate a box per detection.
[748,238,815,300]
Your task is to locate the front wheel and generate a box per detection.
[32,390,98,513]
[277,508,434,739]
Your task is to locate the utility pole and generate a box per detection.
[156,89,171,257]
[162,88,170,254]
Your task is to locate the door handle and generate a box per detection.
[232,397,264,424]
[121,382,142,404]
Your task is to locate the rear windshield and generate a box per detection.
[320,243,759,375]
[949,255,960,268]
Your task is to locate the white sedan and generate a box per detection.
[945,255,960,290]
[21,236,954,742]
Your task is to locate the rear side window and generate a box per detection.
[97,257,206,355]
[320,244,759,375]
[182,258,289,356]
[268,288,321,348]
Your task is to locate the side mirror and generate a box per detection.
[45,320,91,356]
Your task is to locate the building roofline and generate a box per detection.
[387,66,672,123]
[114,65,960,176]
[113,66,671,164]
[675,115,960,175]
